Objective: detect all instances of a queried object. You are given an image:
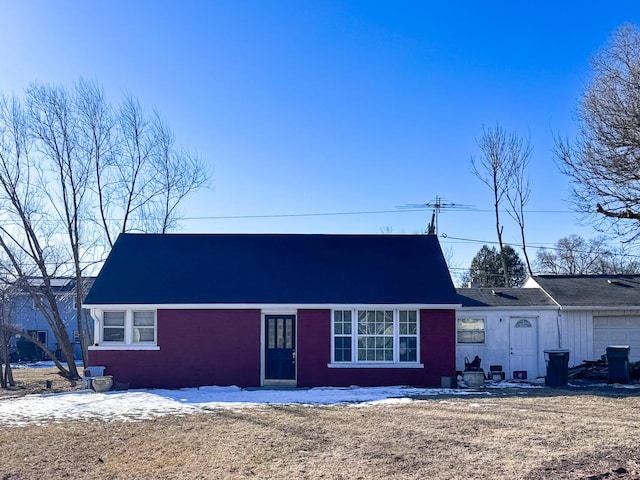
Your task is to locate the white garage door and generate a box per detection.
[593,316,640,362]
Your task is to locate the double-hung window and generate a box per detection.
[103,311,126,342]
[456,317,485,344]
[101,310,156,345]
[333,310,353,362]
[133,311,156,342]
[399,310,418,362]
[332,309,419,365]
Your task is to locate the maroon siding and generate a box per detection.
[89,309,261,389]
[89,307,455,389]
[297,309,456,387]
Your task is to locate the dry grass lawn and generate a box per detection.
[0,368,639,479]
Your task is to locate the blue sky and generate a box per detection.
[1,2,639,282]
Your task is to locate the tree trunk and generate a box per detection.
[0,332,14,388]
[493,177,509,287]
[520,222,533,277]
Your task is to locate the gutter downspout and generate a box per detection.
[556,308,562,349]
[88,308,101,347]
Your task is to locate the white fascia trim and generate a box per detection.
[533,287,562,308]
[88,345,160,351]
[457,306,558,312]
[327,362,424,369]
[84,303,461,310]
[557,305,640,311]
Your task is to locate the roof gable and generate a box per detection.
[527,274,640,307]
[85,234,458,306]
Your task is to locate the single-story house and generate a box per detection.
[456,287,560,379]
[523,275,640,364]
[84,233,460,389]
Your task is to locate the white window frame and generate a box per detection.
[456,316,486,344]
[132,310,156,343]
[332,310,353,362]
[103,311,126,343]
[96,309,158,348]
[329,308,423,368]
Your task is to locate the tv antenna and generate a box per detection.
[397,195,474,235]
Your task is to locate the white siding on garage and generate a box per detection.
[560,310,593,367]
[593,316,640,362]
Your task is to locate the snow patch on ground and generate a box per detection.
[0,383,537,427]
[2,363,637,427]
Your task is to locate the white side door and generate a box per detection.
[510,317,538,379]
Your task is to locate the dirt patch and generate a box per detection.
[0,366,82,398]
[1,370,639,479]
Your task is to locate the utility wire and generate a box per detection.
[440,234,640,259]
[0,207,578,226]
[181,208,576,221]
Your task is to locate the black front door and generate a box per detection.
[265,315,296,380]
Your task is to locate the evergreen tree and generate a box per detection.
[468,245,526,287]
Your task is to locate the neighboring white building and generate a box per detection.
[456,275,640,380]
[456,287,559,380]
[524,275,640,364]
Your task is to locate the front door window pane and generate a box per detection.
[276,318,284,348]
[285,318,293,349]
[268,320,276,348]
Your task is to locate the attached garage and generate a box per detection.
[524,275,640,366]
[593,316,640,362]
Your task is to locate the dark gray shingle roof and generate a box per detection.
[457,287,557,308]
[85,233,458,305]
[529,275,640,307]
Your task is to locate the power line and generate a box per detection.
[183,208,429,220]
[180,208,576,221]
[440,233,640,257]
[0,206,579,226]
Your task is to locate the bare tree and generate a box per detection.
[0,284,15,388]
[535,235,640,275]
[149,114,208,233]
[472,125,509,285]
[503,135,534,276]
[0,80,210,379]
[556,23,640,242]
[0,92,79,378]
[472,124,533,284]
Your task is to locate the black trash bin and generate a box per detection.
[544,349,570,387]
[606,345,630,384]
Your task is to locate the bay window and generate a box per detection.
[332,309,420,365]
